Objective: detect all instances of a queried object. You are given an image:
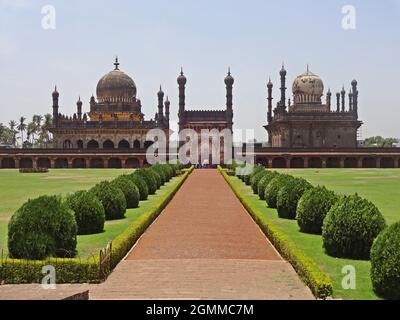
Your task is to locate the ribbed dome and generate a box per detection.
[96,61,137,103]
[292,68,324,104]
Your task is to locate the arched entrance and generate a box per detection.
[256,157,268,167]
[108,158,122,168]
[308,158,322,168]
[87,140,99,150]
[290,157,304,168]
[55,158,68,169]
[63,140,72,149]
[72,158,86,168]
[327,157,340,168]
[2,158,15,168]
[126,158,140,168]
[90,158,104,168]
[77,140,84,149]
[380,158,394,168]
[118,140,130,149]
[272,157,286,168]
[37,158,51,168]
[20,158,33,169]
[103,140,115,149]
[344,157,357,168]
[363,157,376,168]
[133,140,141,149]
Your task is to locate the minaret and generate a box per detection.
[224,68,234,131]
[336,92,340,112]
[341,86,346,112]
[52,86,59,127]
[351,79,358,117]
[348,89,353,111]
[77,96,82,120]
[158,85,164,119]
[165,96,170,128]
[279,63,287,109]
[267,77,273,123]
[177,68,187,131]
[326,89,332,110]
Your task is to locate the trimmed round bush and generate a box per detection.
[297,186,338,234]
[152,165,167,185]
[90,181,127,220]
[66,190,105,235]
[112,175,140,209]
[128,173,149,201]
[322,194,386,259]
[8,195,77,260]
[134,169,157,194]
[277,178,313,219]
[250,170,266,194]
[147,168,161,189]
[257,171,279,200]
[244,166,264,185]
[265,174,294,208]
[371,221,400,299]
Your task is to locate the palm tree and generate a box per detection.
[17,116,27,148]
[41,114,53,148]
[8,120,18,147]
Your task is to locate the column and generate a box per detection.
[139,158,144,168]
[33,157,38,169]
[104,158,109,168]
[285,158,290,169]
[339,157,345,168]
[267,158,272,169]
[68,159,73,169]
[15,158,20,169]
[322,158,327,168]
[50,158,56,169]
[304,157,309,168]
[357,158,363,168]
[376,157,381,169]
[121,159,126,168]
[85,158,91,169]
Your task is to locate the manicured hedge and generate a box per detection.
[8,195,77,260]
[148,168,162,188]
[322,195,386,259]
[66,190,105,235]
[265,174,294,209]
[127,173,149,201]
[90,181,127,220]
[277,178,313,219]
[151,165,166,185]
[244,166,264,186]
[0,166,194,284]
[134,169,157,195]
[257,171,279,200]
[112,175,140,209]
[297,187,338,235]
[370,221,400,300]
[251,170,266,194]
[219,166,333,299]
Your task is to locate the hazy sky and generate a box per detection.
[1,0,399,140]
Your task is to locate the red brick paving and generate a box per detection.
[91,170,314,300]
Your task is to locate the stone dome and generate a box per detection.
[96,59,137,103]
[292,68,324,104]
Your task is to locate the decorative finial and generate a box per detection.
[307,64,309,73]
[228,67,231,76]
[114,56,120,70]
[180,67,184,75]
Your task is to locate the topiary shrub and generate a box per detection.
[112,175,140,209]
[90,181,127,220]
[128,173,149,201]
[65,190,105,235]
[133,169,157,194]
[152,164,167,185]
[250,170,266,194]
[8,195,77,260]
[244,166,264,185]
[296,186,338,234]
[147,168,161,189]
[370,221,400,299]
[322,194,386,259]
[257,171,279,200]
[277,178,313,219]
[265,174,294,208]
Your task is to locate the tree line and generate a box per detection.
[0,114,53,148]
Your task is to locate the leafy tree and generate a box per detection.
[364,136,398,148]
[17,116,27,148]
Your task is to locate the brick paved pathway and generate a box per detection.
[91,170,313,300]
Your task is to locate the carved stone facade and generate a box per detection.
[50,58,170,150]
[265,66,362,148]
[177,69,234,165]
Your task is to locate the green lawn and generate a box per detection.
[230,169,400,300]
[0,169,132,255]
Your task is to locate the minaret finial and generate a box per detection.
[228,67,231,76]
[180,67,184,75]
[114,56,120,70]
[307,64,309,73]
